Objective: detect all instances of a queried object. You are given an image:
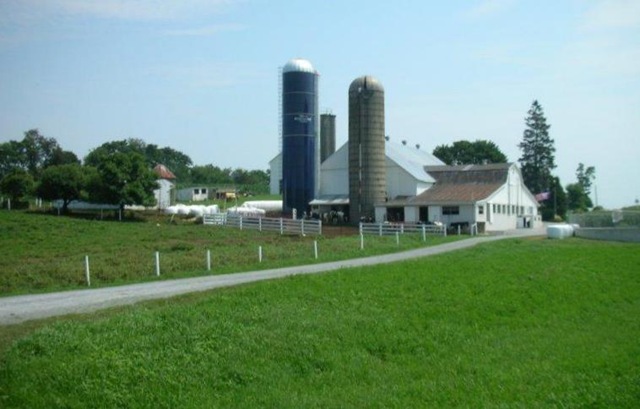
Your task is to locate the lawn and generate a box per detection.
[0,210,459,295]
[1,237,638,407]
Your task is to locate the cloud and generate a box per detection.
[1,0,238,22]
[581,0,640,30]
[164,23,247,37]
[463,0,516,20]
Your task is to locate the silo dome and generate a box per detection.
[283,58,317,74]
[349,75,384,93]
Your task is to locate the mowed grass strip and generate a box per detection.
[0,211,459,295]
[1,238,638,408]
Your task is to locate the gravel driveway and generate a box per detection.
[0,228,545,325]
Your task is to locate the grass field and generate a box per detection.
[0,210,459,296]
[1,237,638,407]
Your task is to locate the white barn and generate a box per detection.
[269,140,540,231]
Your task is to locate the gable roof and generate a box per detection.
[153,164,176,180]
[406,163,512,205]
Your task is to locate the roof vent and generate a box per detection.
[415,144,420,149]
[402,140,407,146]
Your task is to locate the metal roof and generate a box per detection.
[282,58,317,74]
[385,141,445,183]
[349,75,384,92]
[153,164,176,180]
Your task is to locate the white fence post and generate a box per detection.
[207,249,211,271]
[314,240,318,260]
[155,251,160,276]
[378,223,383,236]
[360,233,364,250]
[259,217,262,232]
[239,216,243,230]
[422,224,426,242]
[396,231,400,246]
[457,225,461,236]
[280,218,284,235]
[301,219,305,236]
[258,246,263,262]
[84,255,91,287]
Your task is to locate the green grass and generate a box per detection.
[1,238,638,407]
[0,210,460,295]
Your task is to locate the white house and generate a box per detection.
[176,187,210,202]
[376,163,540,232]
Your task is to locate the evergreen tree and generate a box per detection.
[518,100,556,195]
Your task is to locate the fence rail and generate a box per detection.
[203,213,322,236]
[359,222,446,237]
[568,210,640,228]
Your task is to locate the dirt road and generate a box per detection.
[0,228,545,325]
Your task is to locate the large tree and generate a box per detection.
[85,139,193,181]
[37,164,86,213]
[0,169,34,203]
[518,100,556,195]
[86,151,158,213]
[20,129,63,178]
[566,183,592,213]
[433,140,508,165]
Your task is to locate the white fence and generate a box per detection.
[359,222,446,237]
[203,213,322,236]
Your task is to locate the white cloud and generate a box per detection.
[581,0,640,30]
[463,0,516,20]
[164,23,246,37]
[1,0,239,22]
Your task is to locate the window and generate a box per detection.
[493,204,497,213]
[478,205,484,215]
[443,206,460,215]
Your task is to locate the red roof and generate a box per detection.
[153,164,176,180]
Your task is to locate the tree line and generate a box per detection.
[0,131,269,213]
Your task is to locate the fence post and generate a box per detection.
[457,225,461,236]
[280,218,284,235]
[258,246,263,262]
[301,219,305,236]
[359,222,363,236]
[360,233,364,250]
[443,224,447,237]
[379,223,383,236]
[401,224,405,234]
[314,240,318,259]
[239,216,243,230]
[396,231,400,246]
[422,224,426,242]
[259,217,262,232]
[84,255,91,287]
[155,251,160,276]
[207,249,211,271]
[319,219,322,236]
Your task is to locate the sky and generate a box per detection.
[0,0,638,209]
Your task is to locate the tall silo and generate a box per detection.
[320,113,336,163]
[281,58,319,216]
[348,75,386,223]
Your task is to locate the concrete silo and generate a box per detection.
[281,58,319,216]
[348,76,386,223]
[320,113,336,163]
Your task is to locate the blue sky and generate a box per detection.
[1,0,638,208]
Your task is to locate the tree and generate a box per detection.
[37,164,86,213]
[0,169,34,203]
[86,152,158,213]
[576,163,596,196]
[566,183,592,213]
[0,140,25,180]
[433,140,508,165]
[518,100,556,195]
[20,129,63,178]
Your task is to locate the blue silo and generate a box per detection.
[282,58,319,216]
